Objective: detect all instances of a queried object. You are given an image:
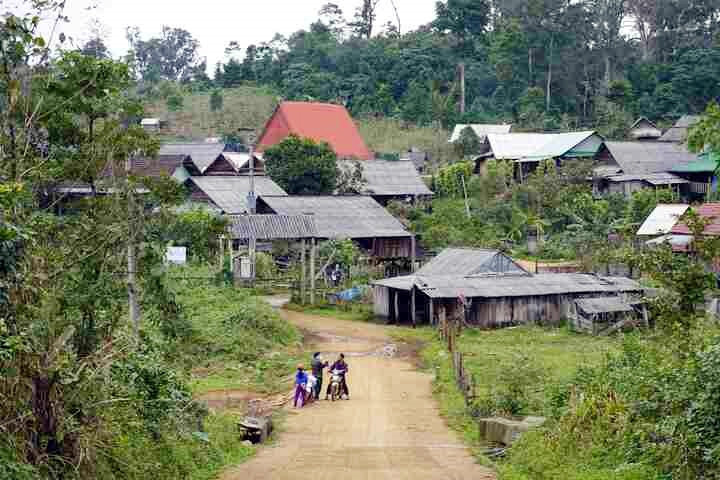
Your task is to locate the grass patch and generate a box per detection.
[390,324,620,469]
[358,117,453,165]
[285,302,376,323]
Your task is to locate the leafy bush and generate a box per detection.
[166,94,185,111]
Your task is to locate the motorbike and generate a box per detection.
[328,369,344,401]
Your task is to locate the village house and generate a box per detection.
[592,141,695,198]
[373,248,642,328]
[637,204,692,250]
[628,117,662,141]
[339,159,433,205]
[257,195,414,262]
[449,124,512,143]
[184,176,287,215]
[256,101,373,160]
[474,131,603,181]
[658,115,701,143]
[670,151,718,199]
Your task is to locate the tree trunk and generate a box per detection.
[126,158,141,338]
[546,36,554,112]
[603,54,612,94]
[31,375,61,461]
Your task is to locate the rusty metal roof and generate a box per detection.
[227,215,317,240]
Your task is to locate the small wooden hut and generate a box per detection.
[571,297,645,335]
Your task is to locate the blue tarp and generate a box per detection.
[335,287,362,302]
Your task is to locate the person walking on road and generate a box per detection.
[294,364,308,408]
[310,352,328,400]
[326,353,350,400]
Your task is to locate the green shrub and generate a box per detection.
[166,94,185,112]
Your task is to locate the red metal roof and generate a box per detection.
[671,203,720,236]
[257,102,373,160]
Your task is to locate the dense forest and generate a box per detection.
[121,1,720,136]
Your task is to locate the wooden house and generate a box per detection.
[670,152,719,199]
[373,248,642,327]
[628,117,662,141]
[257,195,414,261]
[338,159,433,205]
[185,176,287,215]
[593,141,695,197]
[570,297,644,336]
[256,101,373,160]
[475,131,603,180]
[659,115,701,143]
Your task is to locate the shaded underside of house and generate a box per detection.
[258,195,413,259]
[373,273,642,328]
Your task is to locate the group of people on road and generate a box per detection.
[293,352,350,408]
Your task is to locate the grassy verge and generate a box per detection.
[390,325,620,470]
[284,302,376,323]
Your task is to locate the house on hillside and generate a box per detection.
[475,131,603,181]
[185,176,287,215]
[449,124,512,143]
[257,195,414,261]
[669,203,720,252]
[637,204,692,251]
[670,151,719,199]
[372,248,642,327]
[339,159,433,205]
[628,117,662,141]
[593,141,695,197]
[140,118,163,132]
[659,115,701,143]
[256,101,373,160]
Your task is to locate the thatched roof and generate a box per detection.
[188,176,287,215]
[340,160,432,196]
[417,248,528,276]
[260,195,410,239]
[604,141,697,174]
[227,215,317,240]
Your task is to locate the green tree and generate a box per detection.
[126,25,202,82]
[264,135,338,194]
[209,88,224,112]
[454,126,481,158]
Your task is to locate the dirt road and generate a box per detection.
[220,309,495,480]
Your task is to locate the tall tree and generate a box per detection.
[350,0,382,39]
[126,26,202,82]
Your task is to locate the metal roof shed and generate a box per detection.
[227,215,317,240]
[637,204,690,236]
[187,176,287,215]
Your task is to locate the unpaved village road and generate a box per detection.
[220,309,496,480]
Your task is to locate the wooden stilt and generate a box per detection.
[310,237,316,305]
[411,286,417,329]
[300,240,306,305]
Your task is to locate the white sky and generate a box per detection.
[21,0,438,72]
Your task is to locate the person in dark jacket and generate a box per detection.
[326,353,350,400]
[310,352,328,400]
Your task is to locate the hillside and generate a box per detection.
[144,87,454,165]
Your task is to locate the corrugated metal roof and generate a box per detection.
[416,248,528,276]
[227,215,317,239]
[450,124,512,143]
[339,160,433,196]
[374,273,641,299]
[671,152,717,173]
[260,195,410,239]
[671,203,720,236]
[257,102,372,160]
[575,297,635,315]
[486,131,596,161]
[221,152,264,171]
[189,176,287,215]
[159,143,226,173]
[659,115,701,143]
[645,234,694,250]
[605,172,688,185]
[141,118,160,126]
[604,141,696,174]
[637,204,690,236]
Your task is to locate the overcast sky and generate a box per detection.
[27,0,438,72]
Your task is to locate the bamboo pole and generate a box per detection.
[310,237,316,305]
[300,240,306,305]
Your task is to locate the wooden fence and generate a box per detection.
[439,313,476,407]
